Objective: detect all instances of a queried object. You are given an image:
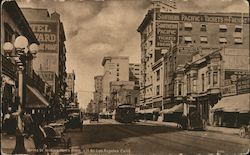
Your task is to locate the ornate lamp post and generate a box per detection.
[3,36,38,154]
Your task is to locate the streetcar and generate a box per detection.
[115,104,135,123]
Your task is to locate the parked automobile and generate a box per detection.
[44,123,71,148]
[90,113,99,122]
[64,108,83,131]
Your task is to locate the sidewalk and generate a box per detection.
[1,133,36,154]
[139,119,240,136]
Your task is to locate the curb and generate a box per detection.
[139,120,240,136]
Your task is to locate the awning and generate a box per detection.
[200,36,208,42]
[234,38,243,43]
[184,36,192,42]
[219,37,227,43]
[219,24,227,29]
[160,104,183,114]
[184,22,192,28]
[211,93,250,113]
[26,85,49,108]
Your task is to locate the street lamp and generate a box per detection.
[3,35,38,154]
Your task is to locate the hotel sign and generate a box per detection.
[30,22,58,53]
[156,13,250,24]
[155,22,178,47]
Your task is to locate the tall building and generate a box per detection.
[93,75,103,112]
[129,63,141,90]
[65,71,75,103]
[137,9,249,115]
[21,8,67,97]
[101,56,129,102]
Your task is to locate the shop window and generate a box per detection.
[213,71,218,85]
[234,37,243,44]
[200,24,207,32]
[219,24,227,32]
[200,36,208,44]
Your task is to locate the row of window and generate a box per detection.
[182,36,243,44]
[183,23,242,33]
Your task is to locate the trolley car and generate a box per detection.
[115,104,135,123]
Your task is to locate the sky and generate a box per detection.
[16,0,249,109]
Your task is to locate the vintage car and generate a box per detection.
[90,113,99,122]
[44,123,71,148]
[64,108,83,131]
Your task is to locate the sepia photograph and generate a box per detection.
[0,0,249,154]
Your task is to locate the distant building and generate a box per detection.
[129,63,141,90]
[93,75,103,113]
[101,56,129,103]
[65,71,75,102]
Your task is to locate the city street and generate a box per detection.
[64,119,250,155]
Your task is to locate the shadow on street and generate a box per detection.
[69,123,182,145]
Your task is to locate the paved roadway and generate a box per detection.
[63,119,249,155]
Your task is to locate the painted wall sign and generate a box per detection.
[30,22,58,53]
[223,70,250,95]
[155,22,178,47]
[156,13,250,24]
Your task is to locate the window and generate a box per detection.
[117,73,119,76]
[213,72,218,85]
[201,74,205,92]
[219,37,227,44]
[117,63,119,66]
[117,78,119,81]
[208,72,211,85]
[178,83,182,96]
[187,74,191,93]
[219,24,227,32]
[117,68,119,71]
[184,36,192,43]
[156,70,160,81]
[156,85,160,95]
[235,25,242,32]
[200,24,207,31]
[200,36,208,43]
[184,23,192,31]
[234,37,243,44]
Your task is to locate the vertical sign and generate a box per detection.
[155,22,178,48]
[30,22,58,53]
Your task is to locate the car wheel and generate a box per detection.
[239,127,246,138]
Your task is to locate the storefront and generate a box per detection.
[211,93,250,127]
[25,85,49,124]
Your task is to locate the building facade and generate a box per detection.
[101,56,129,105]
[65,71,75,103]
[21,8,67,97]
[129,63,141,90]
[137,8,249,122]
[93,75,103,112]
